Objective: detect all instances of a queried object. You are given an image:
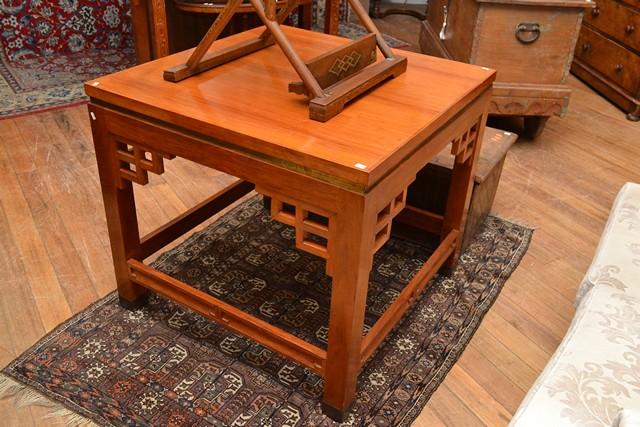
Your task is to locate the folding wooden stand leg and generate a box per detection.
[163,0,407,121]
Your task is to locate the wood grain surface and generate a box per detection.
[86,26,494,189]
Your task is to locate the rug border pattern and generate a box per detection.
[398,219,532,426]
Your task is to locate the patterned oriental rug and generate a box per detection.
[0,0,136,119]
[0,47,136,119]
[0,196,532,426]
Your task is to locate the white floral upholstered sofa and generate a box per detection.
[511,183,640,427]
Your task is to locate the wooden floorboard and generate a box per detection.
[1,25,639,425]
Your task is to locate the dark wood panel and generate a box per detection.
[575,25,640,95]
[571,57,640,119]
[584,0,640,51]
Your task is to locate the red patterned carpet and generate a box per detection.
[0,0,135,119]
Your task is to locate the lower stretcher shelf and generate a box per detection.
[127,196,457,376]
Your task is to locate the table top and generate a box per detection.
[86,26,495,191]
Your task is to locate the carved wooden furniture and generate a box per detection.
[396,126,517,252]
[130,0,313,62]
[163,0,406,121]
[572,0,640,121]
[369,0,427,21]
[419,0,593,138]
[85,26,495,420]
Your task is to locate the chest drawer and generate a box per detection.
[575,25,640,94]
[585,0,640,50]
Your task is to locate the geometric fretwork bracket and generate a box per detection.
[450,118,481,165]
[373,187,407,252]
[256,186,335,275]
[257,185,411,274]
[115,141,176,189]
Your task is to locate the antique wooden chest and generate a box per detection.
[572,0,640,121]
[419,0,593,137]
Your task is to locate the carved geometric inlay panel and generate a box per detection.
[115,141,175,188]
[329,51,363,78]
[450,118,481,165]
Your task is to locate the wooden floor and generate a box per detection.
[1,29,640,427]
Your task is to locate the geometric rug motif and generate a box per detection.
[0,46,135,119]
[0,0,136,118]
[1,196,531,426]
[0,0,133,59]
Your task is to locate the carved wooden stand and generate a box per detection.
[163,0,407,121]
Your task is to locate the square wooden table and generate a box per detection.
[85,26,495,420]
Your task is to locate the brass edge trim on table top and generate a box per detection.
[90,99,368,194]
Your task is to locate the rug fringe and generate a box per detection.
[0,373,98,427]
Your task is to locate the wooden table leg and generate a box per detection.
[322,192,376,420]
[441,113,488,268]
[90,107,148,309]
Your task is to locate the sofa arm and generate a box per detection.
[576,182,640,307]
[613,407,640,427]
[511,286,640,426]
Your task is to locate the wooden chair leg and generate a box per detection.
[323,0,341,35]
[130,0,152,62]
[298,2,313,29]
[90,106,148,309]
[441,113,488,268]
[322,193,375,420]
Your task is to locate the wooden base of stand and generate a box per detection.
[164,37,275,82]
[308,57,407,121]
